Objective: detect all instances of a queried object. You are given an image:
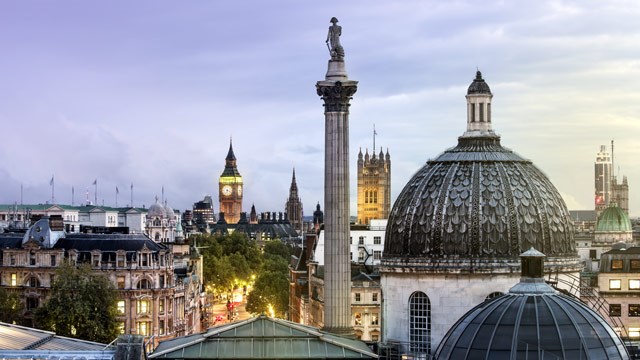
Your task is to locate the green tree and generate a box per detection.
[246,239,292,317]
[196,232,263,294]
[34,262,119,343]
[263,240,292,262]
[0,286,23,324]
[246,271,289,317]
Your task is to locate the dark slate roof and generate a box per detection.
[0,234,23,249]
[467,71,492,95]
[54,234,168,252]
[225,141,236,161]
[149,315,377,359]
[384,134,576,262]
[210,222,299,240]
[603,247,640,255]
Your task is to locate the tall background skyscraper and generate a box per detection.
[595,141,629,218]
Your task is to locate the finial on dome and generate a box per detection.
[463,69,495,137]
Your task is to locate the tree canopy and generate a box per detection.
[246,239,292,318]
[192,232,262,294]
[0,286,23,324]
[34,262,120,343]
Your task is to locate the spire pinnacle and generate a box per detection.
[226,138,236,161]
[373,124,377,154]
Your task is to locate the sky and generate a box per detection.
[0,0,639,217]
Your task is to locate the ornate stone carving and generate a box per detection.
[316,81,357,112]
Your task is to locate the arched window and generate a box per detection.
[29,277,40,287]
[138,278,152,289]
[153,219,161,226]
[409,291,431,355]
[155,233,160,241]
[485,291,504,301]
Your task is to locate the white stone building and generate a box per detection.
[313,219,386,267]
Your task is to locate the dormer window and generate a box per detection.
[141,253,149,267]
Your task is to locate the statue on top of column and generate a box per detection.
[326,17,344,60]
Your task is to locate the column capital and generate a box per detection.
[316,80,358,113]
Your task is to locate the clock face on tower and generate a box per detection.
[222,185,232,196]
[237,185,242,196]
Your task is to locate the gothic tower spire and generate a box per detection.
[285,168,303,234]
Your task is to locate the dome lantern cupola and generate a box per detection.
[464,70,494,136]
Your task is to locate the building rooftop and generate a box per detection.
[149,314,377,359]
[0,322,114,359]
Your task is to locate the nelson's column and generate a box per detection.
[316,17,358,335]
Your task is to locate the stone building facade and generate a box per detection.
[598,247,640,340]
[357,147,390,225]
[0,217,201,343]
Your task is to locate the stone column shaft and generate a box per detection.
[317,75,357,335]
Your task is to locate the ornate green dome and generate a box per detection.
[596,204,632,232]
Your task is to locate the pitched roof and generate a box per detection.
[0,322,112,352]
[150,315,377,359]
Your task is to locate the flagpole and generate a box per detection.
[116,186,119,208]
[94,179,98,205]
[130,183,134,207]
[20,184,23,205]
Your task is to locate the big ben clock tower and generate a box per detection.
[219,139,243,224]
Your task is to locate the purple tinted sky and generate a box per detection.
[0,1,639,216]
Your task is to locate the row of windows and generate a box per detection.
[608,279,640,290]
[4,273,165,290]
[364,190,378,204]
[356,250,383,262]
[117,299,171,316]
[609,259,640,271]
[4,273,52,287]
[609,304,640,317]
[129,320,168,336]
[350,236,382,245]
[354,312,379,326]
[5,254,57,267]
[354,292,379,303]
[5,252,168,269]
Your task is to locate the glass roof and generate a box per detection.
[150,315,377,359]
